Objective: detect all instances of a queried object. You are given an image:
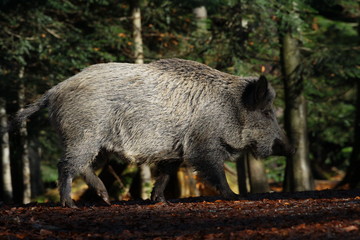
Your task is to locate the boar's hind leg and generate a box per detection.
[58,158,78,208]
[188,149,238,200]
[58,150,101,208]
[151,160,182,202]
[83,167,110,205]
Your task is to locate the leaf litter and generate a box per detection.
[1,189,360,239]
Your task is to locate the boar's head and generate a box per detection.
[241,76,294,159]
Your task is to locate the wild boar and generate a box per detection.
[15,58,293,207]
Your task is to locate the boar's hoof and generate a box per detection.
[61,198,78,208]
[222,192,240,201]
[151,193,167,203]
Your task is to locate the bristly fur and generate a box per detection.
[14,58,292,207]
[15,92,50,123]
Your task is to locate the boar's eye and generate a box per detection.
[262,109,273,118]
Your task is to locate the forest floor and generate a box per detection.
[1,188,360,239]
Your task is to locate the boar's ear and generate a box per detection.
[242,75,269,110]
[255,75,269,107]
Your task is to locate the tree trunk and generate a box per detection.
[338,20,360,188]
[0,97,13,202]
[193,6,208,34]
[237,153,269,195]
[281,32,314,192]
[139,164,152,199]
[18,67,31,204]
[131,0,144,64]
[29,138,44,197]
[236,153,250,195]
[176,166,200,198]
[248,154,270,193]
[340,79,360,188]
[130,0,152,199]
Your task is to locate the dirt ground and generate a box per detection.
[1,189,360,240]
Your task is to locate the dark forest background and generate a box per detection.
[0,0,359,204]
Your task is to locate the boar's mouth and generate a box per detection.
[247,142,260,159]
[246,140,295,159]
[272,138,296,157]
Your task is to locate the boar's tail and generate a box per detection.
[10,91,51,130]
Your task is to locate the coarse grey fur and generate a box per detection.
[15,58,293,207]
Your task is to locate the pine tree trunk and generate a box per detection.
[343,79,360,188]
[236,153,250,195]
[281,32,314,192]
[0,97,13,202]
[29,139,44,197]
[18,67,31,204]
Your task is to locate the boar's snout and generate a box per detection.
[271,138,295,157]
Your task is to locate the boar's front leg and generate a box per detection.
[187,147,238,200]
[151,160,182,202]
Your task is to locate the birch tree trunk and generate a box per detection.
[132,0,144,64]
[281,31,314,192]
[131,0,152,199]
[193,6,208,34]
[18,67,32,203]
[0,98,13,202]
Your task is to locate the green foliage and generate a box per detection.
[302,8,359,171]
[41,164,58,183]
[265,157,287,183]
